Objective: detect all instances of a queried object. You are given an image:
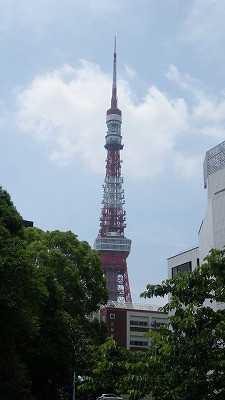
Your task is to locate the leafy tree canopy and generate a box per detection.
[138,248,225,400]
[24,227,108,317]
[0,186,109,400]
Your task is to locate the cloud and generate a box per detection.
[174,153,202,179]
[166,64,225,142]
[17,61,189,178]
[166,64,202,99]
[124,64,137,80]
[17,61,109,168]
[17,60,225,180]
[122,86,188,178]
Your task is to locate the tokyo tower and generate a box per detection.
[94,39,132,302]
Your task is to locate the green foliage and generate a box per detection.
[0,186,38,399]
[0,186,108,400]
[138,249,225,400]
[82,337,134,398]
[24,227,108,317]
[23,228,108,399]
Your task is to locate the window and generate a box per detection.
[130,320,138,326]
[130,340,148,347]
[110,313,115,320]
[150,320,165,329]
[130,320,148,327]
[172,261,192,278]
[139,321,148,326]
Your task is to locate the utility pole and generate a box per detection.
[72,371,76,400]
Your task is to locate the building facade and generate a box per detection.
[168,246,199,280]
[99,301,168,350]
[168,140,225,310]
[199,141,225,264]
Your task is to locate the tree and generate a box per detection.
[24,228,108,318]
[0,186,42,399]
[0,186,109,399]
[22,227,109,399]
[137,248,225,400]
[81,337,133,398]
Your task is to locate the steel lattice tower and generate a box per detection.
[94,39,132,302]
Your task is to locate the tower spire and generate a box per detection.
[111,36,117,109]
[94,39,132,303]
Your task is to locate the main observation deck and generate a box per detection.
[94,236,131,253]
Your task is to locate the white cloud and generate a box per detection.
[17,60,225,180]
[166,64,225,142]
[122,86,188,178]
[174,153,202,179]
[124,64,137,80]
[17,61,190,178]
[17,61,108,169]
[166,64,202,99]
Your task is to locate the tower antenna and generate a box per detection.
[111,36,117,109]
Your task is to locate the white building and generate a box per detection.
[199,141,225,264]
[168,140,225,309]
[98,301,168,350]
[168,246,199,280]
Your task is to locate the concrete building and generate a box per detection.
[199,140,225,264]
[168,140,225,309]
[99,301,168,350]
[168,246,199,280]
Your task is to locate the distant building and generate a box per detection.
[98,301,168,350]
[23,220,34,228]
[168,140,225,310]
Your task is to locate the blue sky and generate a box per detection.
[1,0,225,304]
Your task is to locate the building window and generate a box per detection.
[130,320,138,326]
[130,320,148,327]
[139,321,148,326]
[197,258,200,266]
[172,261,192,278]
[130,340,148,347]
[150,320,165,329]
[110,313,115,320]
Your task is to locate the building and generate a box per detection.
[168,246,199,280]
[94,39,132,302]
[99,301,168,350]
[199,140,225,264]
[168,140,225,309]
[23,220,34,227]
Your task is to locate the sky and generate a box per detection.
[1,0,225,305]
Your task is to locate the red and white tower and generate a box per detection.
[94,39,132,302]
